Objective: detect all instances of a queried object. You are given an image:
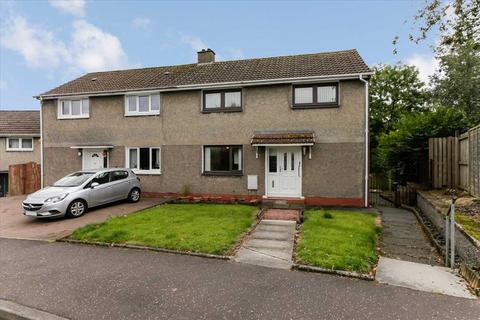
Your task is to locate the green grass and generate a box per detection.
[296,210,381,273]
[456,213,480,241]
[70,204,256,255]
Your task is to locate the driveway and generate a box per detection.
[0,195,167,241]
[0,239,478,320]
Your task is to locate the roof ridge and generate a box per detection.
[84,49,359,75]
[0,110,39,112]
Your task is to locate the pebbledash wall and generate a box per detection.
[41,80,366,206]
[0,137,41,172]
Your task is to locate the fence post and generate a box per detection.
[445,209,450,267]
[450,195,457,268]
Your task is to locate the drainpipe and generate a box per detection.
[359,75,369,208]
[39,97,44,188]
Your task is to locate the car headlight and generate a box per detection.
[44,193,69,204]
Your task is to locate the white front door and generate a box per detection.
[266,147,302,198]
[82,149,106,170]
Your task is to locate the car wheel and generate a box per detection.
[128,188,141,203]
[66,199,87,218]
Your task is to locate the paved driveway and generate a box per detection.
[0,195,167,241]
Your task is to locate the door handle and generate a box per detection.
[298,162,301,177]
[272,180,274,188]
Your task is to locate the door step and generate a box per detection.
[261,198,305,210]
[263,209,300,222]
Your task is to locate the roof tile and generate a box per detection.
[40,49,370,97]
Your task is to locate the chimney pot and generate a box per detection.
[197,48,215,64]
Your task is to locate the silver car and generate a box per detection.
[22,168,141,219]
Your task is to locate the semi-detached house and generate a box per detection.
[36,49,372,207]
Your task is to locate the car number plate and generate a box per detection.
[25,211,37,216]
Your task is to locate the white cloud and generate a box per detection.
[0,14,129,73]
[181,35,208,52]
[0,15,69,69]
[48,0,85,17]
[132,17,152,30]
[71,20,128,72]
[406,54,439,84]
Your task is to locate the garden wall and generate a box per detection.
[417,191,480,268]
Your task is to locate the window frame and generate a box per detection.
[124,92,161,116]
[6,137,34,152]
[202,145,243,176]
[57,98,90,119]
[125,147,161,175]
[292,83,339,109]
[202,89,243,113]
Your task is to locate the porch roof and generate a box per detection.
[250,130,315,146]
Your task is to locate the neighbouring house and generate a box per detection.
[36,49,371,207]
[0,110,41,196]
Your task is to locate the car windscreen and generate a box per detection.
[53,172,95,187]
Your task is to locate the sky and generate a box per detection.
[0,0,439,110]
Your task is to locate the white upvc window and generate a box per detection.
[124,93,160,116]
[57,98,90,119]
[126,147,161,174]
[6,137,34,151]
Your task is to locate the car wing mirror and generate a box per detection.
[90,182,100,189]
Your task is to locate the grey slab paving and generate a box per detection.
[379,206,442,265]
[234,219,296,269]
[1,239,479,320]
[376,257,475,299]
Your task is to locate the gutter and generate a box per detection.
[34,72,373,100]
[359,75,369,208]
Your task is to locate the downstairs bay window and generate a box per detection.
[203,145,242,175]
[126,147,161,174]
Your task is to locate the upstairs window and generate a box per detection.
[58,98,89,119]
[125,94,160,116]
[203,89,242,112]
[293,83,338,108]
[126,147,161,174]
[203,145,242,175]
[6,138,34,151]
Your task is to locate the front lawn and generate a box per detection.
[296,210,380,273]
[70,203,256,255]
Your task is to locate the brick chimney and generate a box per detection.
[197,49,215,64]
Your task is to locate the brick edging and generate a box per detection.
[59,239,231,260]
[292,263,375,281]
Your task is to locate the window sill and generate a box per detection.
[57,115,90,120]
[6,149,33,152]
[132,170,162,175]
[125,112,160,117]
[201,108,243,114]
[202,172,243,177]
[292,104,339,109]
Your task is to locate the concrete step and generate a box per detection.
[260,220,297,226]
[246,239,290,249]
[251,231,293,241]
[255,225,294,233]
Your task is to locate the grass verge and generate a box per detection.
[70,203,256,255]
[296,209,381,273]
[456,213,480,241]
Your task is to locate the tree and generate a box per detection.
[431,40,480,124]
[393,0,480,53]
[369,64,429,146]
[375,106,470,183]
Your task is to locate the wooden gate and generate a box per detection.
[428,124,480,197]
[8,162,41,196]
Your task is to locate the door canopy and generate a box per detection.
[250,130,315,146]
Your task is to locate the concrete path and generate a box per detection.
[376,257,475,299]
[379,206,441,265]
[234,220,296,269]
[2,239,479,320]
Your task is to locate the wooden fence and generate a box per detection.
[8,162,41,196]
[429,124,480,197]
